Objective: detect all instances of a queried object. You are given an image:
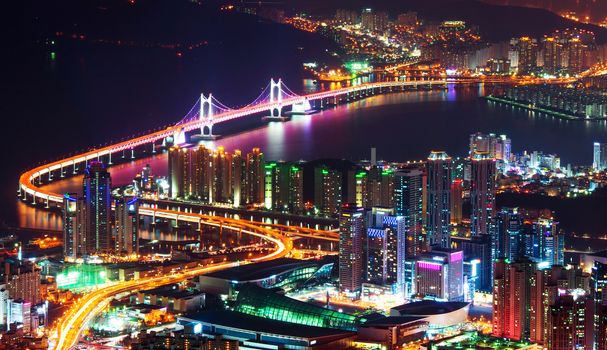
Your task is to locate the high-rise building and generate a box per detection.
[353,170,368,208]
[542,36,561,75]
[597,303,607,350]
[213,146,233,203]
[415,248,464,301]
[246,148,265,205]
[231,150,245,207]
[461,234,492,291]
[5,260,41,305]
[264,161,304,213]
[365,208,405,287]
[168,146,188,199]
[514,37,538,75]
[335,9,358,24]
[114,196,139,256]
[529,265,590,345]
[593,261,607,348]
[470,151,497,288]
[492,258,535,341]
[547,292,593,350]
[393,167,424,257]
[495,208,523,261]
[339,205,365,294]
[366,167,394,208]
[314,166,342,217]
[450,179,463,225]
[426,151,452,249]
[594,142,607,171]
[525,216,564,266]
[82,161,112,255]
[62,193,85,259]
[469,132,511,171]
[470,152,496,238]
[360,8,389,33]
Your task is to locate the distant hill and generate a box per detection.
[277,0,607,44]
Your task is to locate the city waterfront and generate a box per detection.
[13,84,607,233]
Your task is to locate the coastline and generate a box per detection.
[483,95,607,121]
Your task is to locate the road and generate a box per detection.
[50,220,292,350]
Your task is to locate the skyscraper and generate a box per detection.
[82,161,112,255]
[339,204,365,294]
[495,207,523,261]
[450,179,463,225]
[548,292,593,350]
[515,37,538,75]
[365,208,406,291]
[426,151,452,249]
[366,167,394,208]
[593,261,607,348]
[264,161,304,213]
[526,216,564,266]
[246,148,265,205]
[314,166,342,217]
[393,167,424,257]
[231,150,245,207]
[492,258,535,341]
[470,152,497,237]
[594,142,607,171]
[415,248,464,301]
[114,196,139,256]
[62,193,85,260]
[168,146,187,199]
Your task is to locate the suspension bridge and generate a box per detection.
[19,77,446,206]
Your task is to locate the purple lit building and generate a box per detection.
[415,248,464,301]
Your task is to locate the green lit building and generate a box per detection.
[56,264,109,291]
[264,161,304,213]
[234,283,364,331]
[197,257,334,298]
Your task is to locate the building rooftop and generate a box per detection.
[391,300,469,316]
[362,316,427,327]
[181,310,356,340]
[204,257,329,282]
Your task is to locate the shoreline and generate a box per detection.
[483,95,607,121]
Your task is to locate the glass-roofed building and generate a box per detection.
[234,283,364,331]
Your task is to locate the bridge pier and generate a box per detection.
[108,152,112,165]
[73,162,77,174]
[122,150,126,159]
[60,165,64,178]
[48,169,52,181]
[131,148,135,159]
[152,143,156,154]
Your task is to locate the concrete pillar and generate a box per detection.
[131,148,135,159]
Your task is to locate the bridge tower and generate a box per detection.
[200,93,214,136]
[265,78,288,121]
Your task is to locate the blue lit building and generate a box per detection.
[365,208,406,293]
[393,167,424,258]
[82,161,112,255]
[495,207,523,261]
[426,151,452,249]
[525,216,564,267]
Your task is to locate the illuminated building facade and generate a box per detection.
[264,161,304,213]
[114,196,139,255]
[339,205,365,294]
[495,208,523,262]
[415,248,464,301]
[593,261,607,348]
[314,166,342,217]
[526,216,564,266]
[426,151,452,249]
[450,179,463,225]
[246,147,265,205]
[62,193,85,259]
[594,142,607,171]
[547,292,593,350]
[366,167,394,208]
[365,208,406,290]
[235,284,362,331]
[492,258,534,341]
[83,161,112,255]
[393,167,424,257]
[514,37,538,75]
